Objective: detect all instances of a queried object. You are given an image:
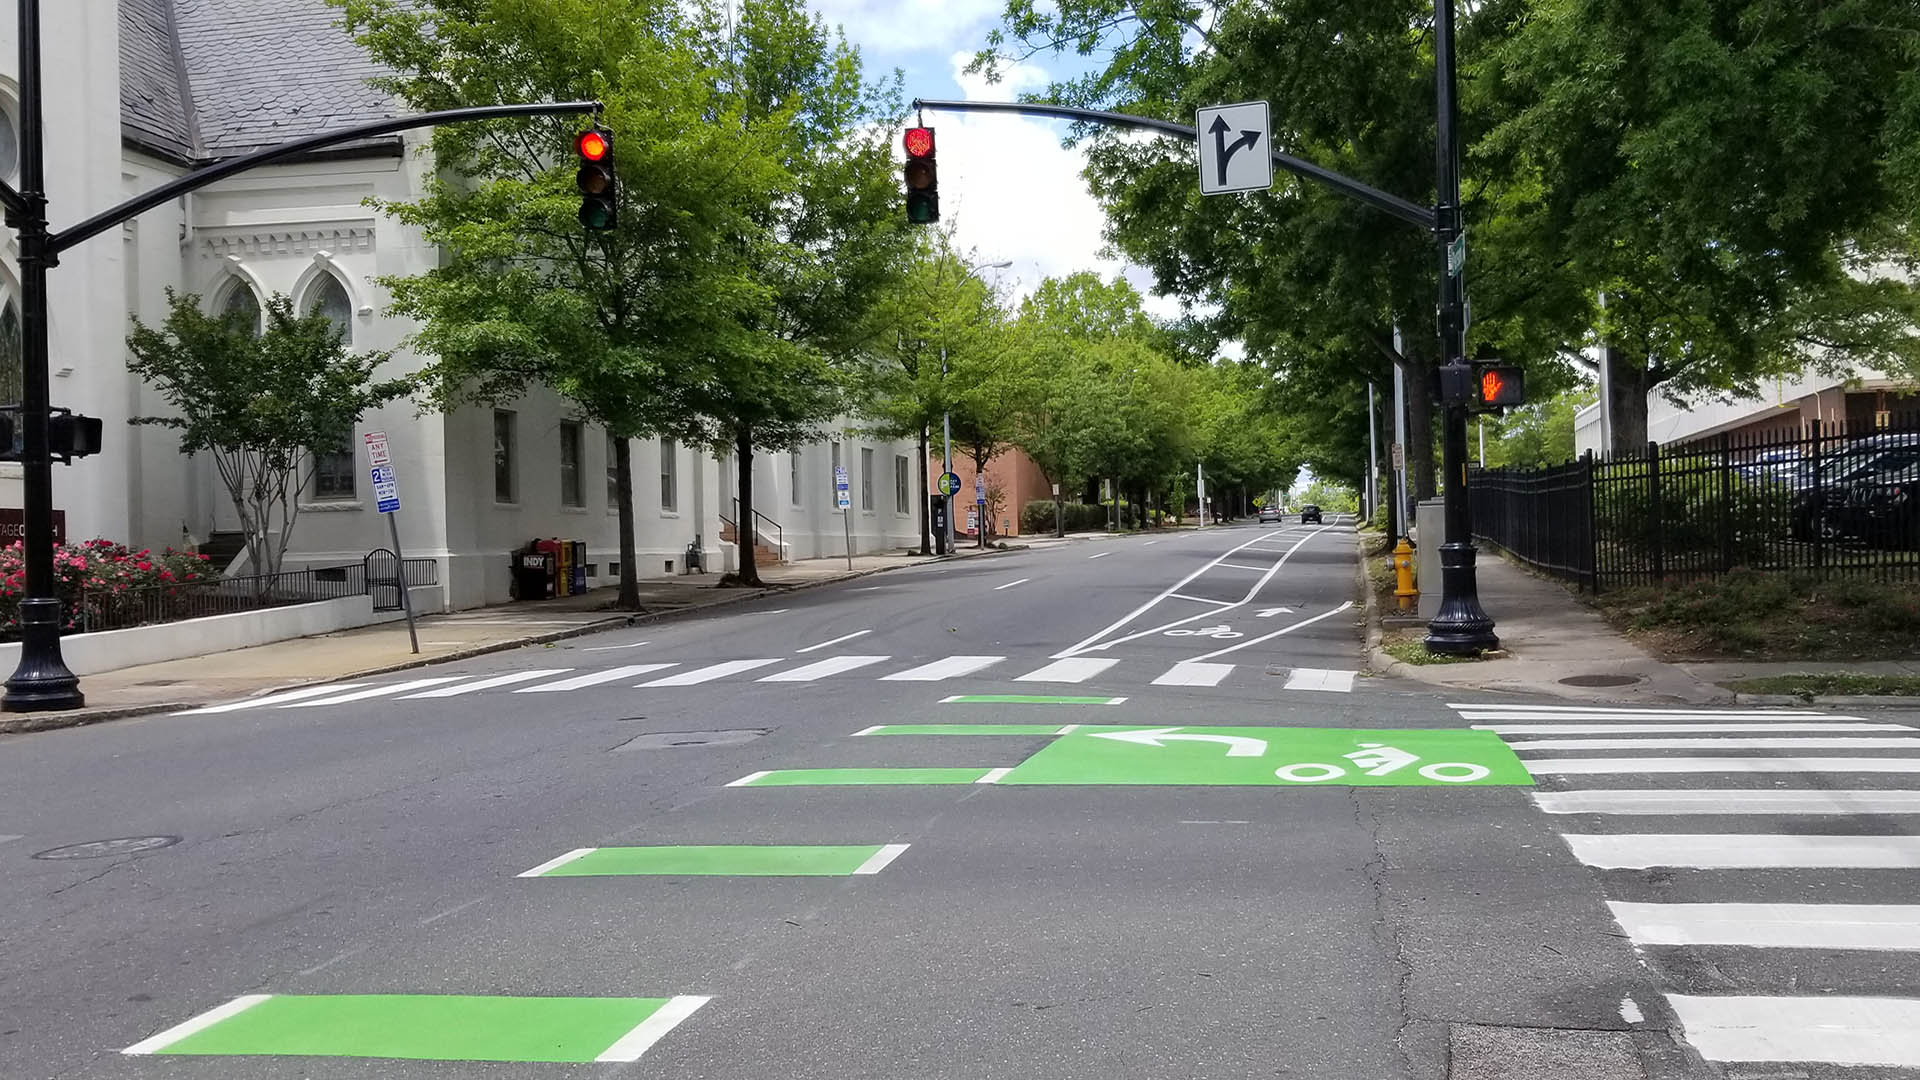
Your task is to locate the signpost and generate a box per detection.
[974,473,987,548]
[833,465,853,570]
[364,431,418,654]
[1195,101,1272,196]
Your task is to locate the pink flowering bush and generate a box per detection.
[0,539,213,636]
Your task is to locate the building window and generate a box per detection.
[220,282,262,337]
[493,410,516,503]
[790,449,802,506]
[659,438,678,512]
[304,272,353,342]
[559,420,584,507]
[0,106,17,183]
[860,447,875,510]
[0,297,20,407]
[606,433,622,508]
[312,429,356,501]
[895,454,910,514]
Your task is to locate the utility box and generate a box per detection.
[512,548,552,601]
[1416,498,1445,621]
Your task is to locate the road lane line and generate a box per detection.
[1453,703,1828,715]
[1169,593,1235,606]
[176,684,371,714]
[515,665,675,692]
[1068,527,1331,655]
[1533,789,1920,814]
[404,670,573,698]
[993,578,1030,590]
[1087,552,1111,559]
[123,996,272,1054]
[595,995,713,1062]
[759,655,889,682]
[584,641,651,651]
[852,844,911,875]
[1283,668,1357,692]
[1014,658,1119,684]
[1152,661,1234,687]
[518,848,597,878]
[725,771,771,787]
[850,725,885,736]
[1055,724,1081,734]
[882,655,1004,681]
[976,768,1013,784]
[1190,601,1354,662]
[640,659,781,686]
[797,630,871,653]
[1667,995,1920,1067]
[283,678,464,707]
[1143,540,1160,545]
[1476,722,1909,734]
[1506,735,1920,750]
[1563,833,1920,869]
[1216,563,1272,571]
[1527,756,1920,775]
[1608,901,1920,951]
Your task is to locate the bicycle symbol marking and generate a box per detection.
[1164,624,1243,639]
[1272,742,1491,785]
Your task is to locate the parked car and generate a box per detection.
[1257,505,1283,524]
[1300,504,1323,524]
[1790,445,1920,542]
[1834,450,1920,549]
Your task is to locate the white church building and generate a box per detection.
[0,1,922,611]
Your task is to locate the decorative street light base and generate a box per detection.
[3,597,83,710]
[1424,540,1499,655]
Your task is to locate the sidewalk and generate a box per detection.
[0,544,1016,734]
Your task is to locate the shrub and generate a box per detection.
[0,539,214,636]
[1021,500,1111,533]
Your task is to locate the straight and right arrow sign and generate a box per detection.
[1196,101,1272,196]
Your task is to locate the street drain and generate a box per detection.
[32,836,181,860]
[1559,674,1641,688]
[612,729,768,751]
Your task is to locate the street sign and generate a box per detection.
[834,465,851,511]
[1447,233,1466,277]
[974,473,986,503]
[364,431,400,514]
[1390,443,1405,470]
[936,471,962,497]
[1195,101,1272,196]
[966,508,978,531]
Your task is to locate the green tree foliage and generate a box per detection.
[126,291,410,586]
[1478,387,1595,469]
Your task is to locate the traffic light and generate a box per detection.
[1472,362,1525,411]
[575,127,616,231]
[49,410,103,460]
[903,126,938,224]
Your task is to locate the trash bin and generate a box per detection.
[512,546,553,601]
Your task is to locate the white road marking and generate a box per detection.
[175,684,371,714]
[759,655,889,682]
[584,641,652,651]
[1608,901,1920,951]
[1191,601,1354,662]
[1667,994,1920,1068]
[419,898,487,926]
[640,659,782,686]
[1618,997,1645,1025]
[976,768,1013,784]
[1533,789,1920,815]
[1475,722,1910,734]
[725,771,771,788]
[1256,607,1295,617]
[797,630,871,653]
[852,843,911,875]
[0,834,21,845]
[1215,562,1272,571]
[1506,736,1920,750]
[1563,833,1920,869]
[595,995,713,1062]
[993,578,1030,590]
[517,848,597,878]
[1152,661,1235,687]
[1527,756,1920,775]
[515,665,676,693]
[402,669,573,698]
[1143,540,1160,545]
[1015,658,1119,684]
[1170,593,1235,606]
[1452,703,1827,716]
[1087,552,1111,559]
[850,725,885,737]
[1282,668,1357,693]
[882,655,1004,681]
[122,995,272,1054]
[282,677,464,707]
[1055,724,1081,734]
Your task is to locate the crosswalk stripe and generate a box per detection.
[1507,735,1920,750]
[640,659,782,686]
[1476,722,1912,734]
[1452,703,1828,715]
[175,684,371,715]
[1667,995,1920,1068]
[402,669,574,698]
[1607,901,1920,951]
[1283,668,1357,692]
[514,665,676,693]
[1015,658,1119,684]
[282,678,465,707]
[1527,756,1920,775]
[880,655,1004,681]
[1563,833,1920,869]
[1152,661,1234,687]
[1533,789,1920,815]
[758,656,890,682]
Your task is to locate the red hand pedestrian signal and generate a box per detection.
[1472,363,1525,410]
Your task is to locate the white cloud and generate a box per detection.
[812,0,1005,55]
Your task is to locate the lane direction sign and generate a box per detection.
[1256,607,1295,618]
[1091,727,1267,757]
[1196,101,1272,196]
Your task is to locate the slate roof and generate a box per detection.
[121,0,400,164]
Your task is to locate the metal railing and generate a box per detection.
[724,498,785,564]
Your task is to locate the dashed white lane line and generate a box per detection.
[403,669,573,698]
[1169,593,1235,606]
[881,655,1004,681]
[797,630,871,653]
[759,656,889,682]
[725,771,771,788]
[1087,552,1111,559]
[175,684,371,715]
[1667,994,1920,1068]
[517,848,596,878]
[283,678,465,707]
[516,665,675,693]
[852,844,911,875]
[1563,833,1920,869]
[123,995,272,1055]
[1015,658,1119,684]
[1152,661,1234,687]
[1533,789,1920,815]
[1527,756,1920,775]
[993,578,1030,591]
[1474,722,1909,734]
[594,995,713,1063]
[1453,703,1828,716]
[584,640,652,651]
[1608,901,1920,951]
[640,659,781,686]
[1505,736,1920,750]
[1282,668,1357,693]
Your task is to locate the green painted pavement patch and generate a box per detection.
[857,723,1071,736]
[1001,726,1532,787]
[728,767,1006,786]
[941,694,1125,705]
[526,844,907,877]
[126,994,710,1062]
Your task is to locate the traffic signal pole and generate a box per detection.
[0,0,599,710]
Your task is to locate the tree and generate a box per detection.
[333,0,765,608]
[1479,387,1594,469]
[126,291,410,589]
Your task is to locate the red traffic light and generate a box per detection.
[576,129,610,162]
[903,127,935,158]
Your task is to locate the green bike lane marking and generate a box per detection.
[519,844,910,877]
[732,727,1534,788]
[940,694,1127,705]
[123,993,711,1062]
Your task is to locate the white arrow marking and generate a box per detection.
[1256,607,1294,618]
[1091,727,1267,757]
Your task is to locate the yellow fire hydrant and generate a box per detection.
[1392,538,1418,612]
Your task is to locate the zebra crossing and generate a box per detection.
[177,657,1366,714]
[1462,700,1920,1072]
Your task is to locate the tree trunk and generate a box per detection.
[734,427,761,587]
[614,437,640,608]
[1604,344,1651,455]
[1406,367,1438,501]
[916,426,932,555]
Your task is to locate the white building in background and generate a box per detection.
[0,1,918,611]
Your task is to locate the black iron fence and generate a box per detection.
[1472,415,1920,591]
[58,554,440,637]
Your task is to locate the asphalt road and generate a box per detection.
[4,521,1918,1079]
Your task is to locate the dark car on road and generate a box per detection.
[1300,504,1322,524]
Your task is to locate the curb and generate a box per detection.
[0,700,197,735]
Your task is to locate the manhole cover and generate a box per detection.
[613,729,768,751]
[32,836,181,860]
[1558,674,1641,688]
